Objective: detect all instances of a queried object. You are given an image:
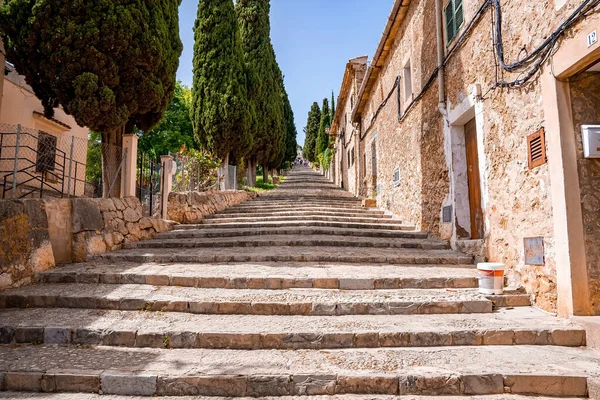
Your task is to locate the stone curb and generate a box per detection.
[92,253,474,265]
[36,273,478,290]
[159,227,430,239]
[0,326,586,349]
[180,221,416,231]
[0,295,493,316]
[0,371,588,397]
[122,239,449,251]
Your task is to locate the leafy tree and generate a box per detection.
[303,102,320,163]
[237,0,284,183]
[279,80,298,169]
[0,0,183,197]
[192,0,253,189]
[139,82,197,161]
[315,98,331,159]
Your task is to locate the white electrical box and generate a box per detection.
[582,125,600,158]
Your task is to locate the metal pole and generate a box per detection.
[149,162,154,216]
[123,147,128,197]
[12,125,21,199]
[66,136,75,197]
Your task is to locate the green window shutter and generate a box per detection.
[445,3,455,42]
[455,0,464,31]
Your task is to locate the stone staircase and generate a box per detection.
[0,165,599,399]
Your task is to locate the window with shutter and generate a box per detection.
[36,132,57,173]
[393,167,401,187]
[445,0,464,43]
[527,128,547,169]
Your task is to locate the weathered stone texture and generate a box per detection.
[0,200,55,291]
[569,72,600,314]
[167,190,255,224]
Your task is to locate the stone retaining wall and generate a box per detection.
[168,190,255,224]
[0,197,172,291]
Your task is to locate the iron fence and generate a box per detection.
[0,123,122,199]
[136,152,161,217]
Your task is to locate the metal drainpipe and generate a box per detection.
[435,0,446,105]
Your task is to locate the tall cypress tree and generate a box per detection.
[237,0,284,184]
[192,0,252,189]
[279,78,298,168]
[331,91,336,123]
[303,102,320,163]
[315,98,331,160]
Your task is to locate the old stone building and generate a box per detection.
[330,0,600,316]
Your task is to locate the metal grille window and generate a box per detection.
[393,167,401,187]
[445,0,464,43]
[36,132,57,172]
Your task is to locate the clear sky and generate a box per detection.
[177,0,394,146]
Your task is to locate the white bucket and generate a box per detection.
[477,263,505,295]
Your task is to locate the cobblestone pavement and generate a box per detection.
[0,165,599,398]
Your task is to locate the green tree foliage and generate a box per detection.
[315,98,331,159]
[139,82,197,161]
[279,80,298,169]
[0,0,183,195]
[192,0,253,161]
[331,91,336,122]
[303,102,321,162]
[237,0,284,172]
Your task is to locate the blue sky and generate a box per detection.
[177,0,394,146]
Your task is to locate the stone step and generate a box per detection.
[179,220,416,231]
[161,226,430,240]
[122,235,450,251]
[36,262,478,290]
[0,307,586,349]
[0,395,588,400]
[209,210,389,218]
[225,207,381,216]
[202,215,402,225]
[0,284,498,315]
[250,197,361,203]
[0,345,597,396]
[229,203,368,211]
[91,247,473,265]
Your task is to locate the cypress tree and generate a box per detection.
[237,0,284,184]
[191,0,253,189]
[0,0,182,197]
[315,98,331,161]
[331,91,336,122]
[279,79,298,168]
[303,102,321,163]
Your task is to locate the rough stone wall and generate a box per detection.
[339,0,594,311]
[569,73,600,314]
[0,197,173,290]
[0,200,55,290]
[168,190,255,224]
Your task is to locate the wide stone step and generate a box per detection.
[203,216,401,225]
[36,262,478,290]
[229,203,368,211]
[0,285,496,315]
[250,197,361,203]
[0,395,588,400]
[180,220,416,231]
[209,210,389,218]
[123,235,450,250]
[0,307,586,349]
[91,247,472,265]
[0,345,597,396]
[160,226,429,240]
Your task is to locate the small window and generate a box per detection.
[36,132,57,173]
[403,60,413,104]
[393,167,401,187]
[351,147,355,167]
[528,128,547,169]
[445,0,464,43]
[347,149,351,165]
[344,113,348,127]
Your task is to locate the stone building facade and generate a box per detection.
[330,0,600,316]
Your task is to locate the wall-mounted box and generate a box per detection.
[582,125,600,158]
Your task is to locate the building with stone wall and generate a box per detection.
[330,0,600,316]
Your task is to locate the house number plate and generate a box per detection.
[588,30,597,47]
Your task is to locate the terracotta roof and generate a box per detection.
[330,56,368,136]
[33,111,72,130]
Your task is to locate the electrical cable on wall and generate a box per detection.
[357,0,600,141]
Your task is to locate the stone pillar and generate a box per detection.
[121,134,138,198]
[160,155,174,220]
[541,68,592,317]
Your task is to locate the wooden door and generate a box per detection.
[465,118,484,239]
